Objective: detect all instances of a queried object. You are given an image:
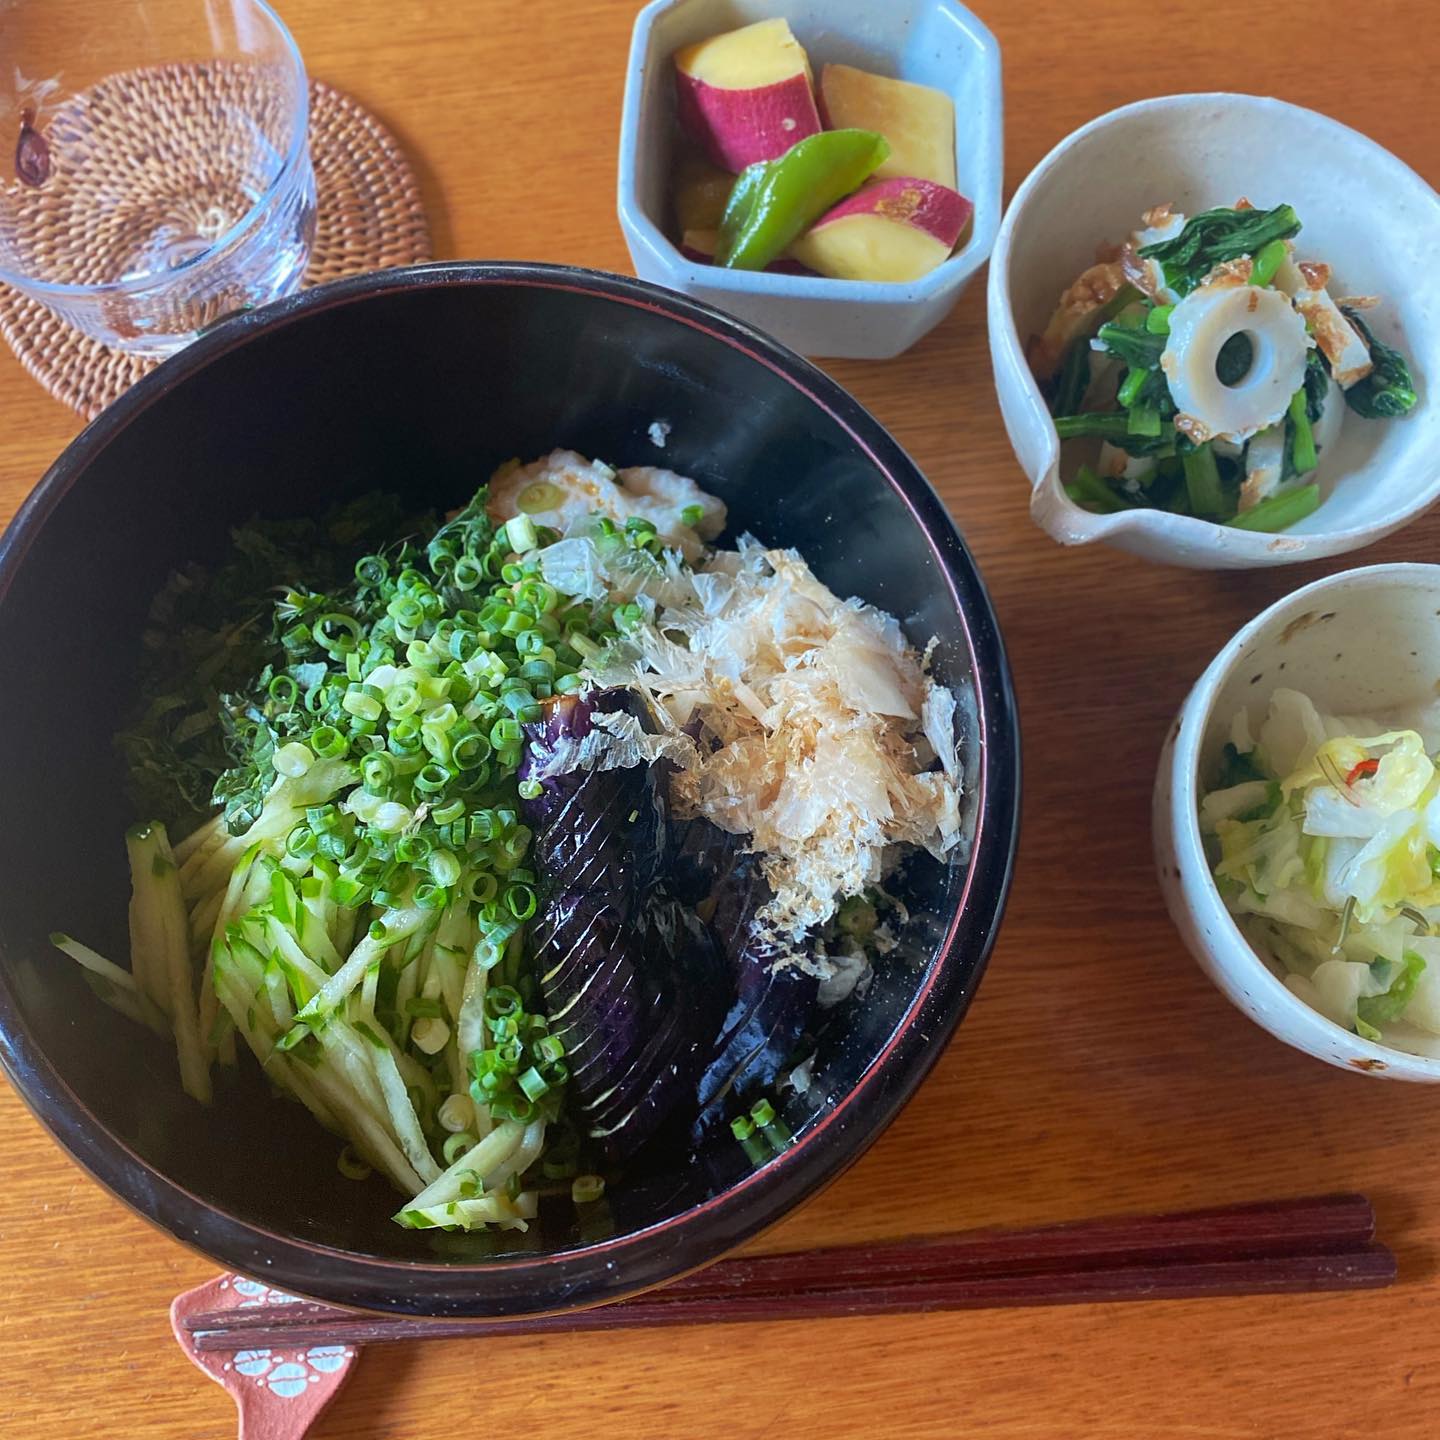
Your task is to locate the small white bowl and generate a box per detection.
[1155,562,1440,1080]
[988,93,1440,568]
[618,0,1003,360]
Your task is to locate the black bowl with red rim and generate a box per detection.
[0,262,1018,1316]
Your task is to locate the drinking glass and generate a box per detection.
[0,0,316,356]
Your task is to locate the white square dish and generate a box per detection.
[618,0,1002,360]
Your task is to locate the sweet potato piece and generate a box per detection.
[673,19,821,173]
[819,64,956,189]
[673,154,734,233]
[790,177,970,283]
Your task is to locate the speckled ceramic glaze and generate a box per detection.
[618,0,1003,359]
[989,93,1440,568]
[1156,563,1440,1079]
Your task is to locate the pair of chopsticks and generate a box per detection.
[184,1193,1393,1351]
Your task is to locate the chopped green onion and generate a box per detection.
[535,1033,565,1065]
[337,1146,372,1181]
[505,514,539,553]
[268,674,299,707]
[361,751,395,793]
[572,1174,605,1205]
[385,683,420,717]
[413,882,449,910]
[442,1132,477,1165]
[341,687,383,722]
[309,725,348,759]
[836,896,878,939]
[505,883,537,920]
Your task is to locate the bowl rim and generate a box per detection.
[0,0,312,301]
[987,91,1440,563]
[1164,559,1440,1079]
[0,259,1021,1315]
[616,0,1004,304]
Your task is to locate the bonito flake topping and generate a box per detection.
[489,455,966,948]
[590,537,964,940]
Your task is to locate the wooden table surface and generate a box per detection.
[3,1,1439,1434]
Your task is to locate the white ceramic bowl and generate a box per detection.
[988,93,1440,568]
[618,0,1002,360]
[1155,563,1440,1080]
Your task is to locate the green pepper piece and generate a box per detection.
[713,162,770,261]
[717,129,890,272]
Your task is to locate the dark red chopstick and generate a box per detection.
[185,1193,1394,1351]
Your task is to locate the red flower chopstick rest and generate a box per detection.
[171,1274,359,1439]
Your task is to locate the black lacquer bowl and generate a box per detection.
[0,263,1018,1317]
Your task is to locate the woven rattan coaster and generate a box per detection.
[0,79,432,421]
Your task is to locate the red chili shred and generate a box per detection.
[1345,758,1380,786]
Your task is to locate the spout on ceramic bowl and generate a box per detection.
[987,92,1440,569]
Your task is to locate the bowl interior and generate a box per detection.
[1198,569,1440,778]
[999,94,1440,547]
[0,267,1014,1309]
[628,0,1001,290]
[1187,564,1440,1070]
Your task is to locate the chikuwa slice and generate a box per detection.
[1162,281,1310,442]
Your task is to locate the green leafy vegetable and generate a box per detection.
[1116,366,1147,409]
[1357,952,1426,1030]
[1049,339,1091,417]
[1226,484,1320,533]
[1182,443,1227,519]
[1137,203,1302,297]
[1342,308,1419,420]
[1303,349,1329,424]
[1095,321,1166,371]
[1287,388,1318,475]
[1052,412,1177,456]
[1064,465,1125,514]
[1249,238,1289,288]
[1236,781,1283,823]
[1145,304,1174,335]
[1215,333,1254,387]
[1127,400,1162,437]
[117,494,425,836]
[1218,743,1268,789]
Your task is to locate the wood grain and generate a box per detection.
[2,1,1439,1435]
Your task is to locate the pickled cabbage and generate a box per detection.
[1202,688,1440,1050]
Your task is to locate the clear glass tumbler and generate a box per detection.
[0,0,316,356]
